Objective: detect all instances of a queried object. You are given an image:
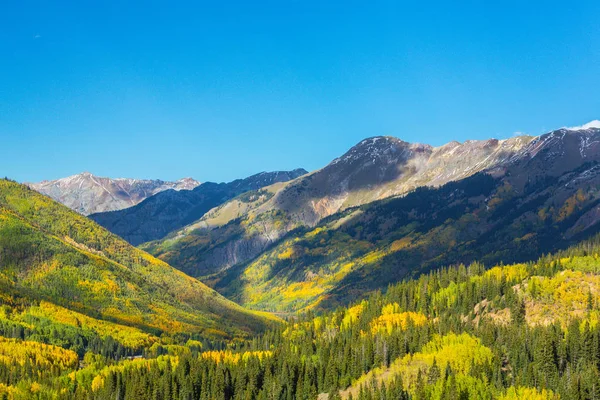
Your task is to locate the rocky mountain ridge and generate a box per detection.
[206,125,600,312]
[144,133,536,278]
[28,172,200,215]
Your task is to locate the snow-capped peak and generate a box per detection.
[564,120,600,131]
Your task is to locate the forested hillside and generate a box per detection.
[3,230,600,398]
[0,179,276,339]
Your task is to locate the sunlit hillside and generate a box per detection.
[2,222,600,397]
[0,179,277,339]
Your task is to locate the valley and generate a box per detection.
[3,124,600,399]
[4,2,599,398]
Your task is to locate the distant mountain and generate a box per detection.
[0,179,276,337]
[142,134,533,279]
[206,125,600,312]
[90,169,308,246]
[27,172,200,215]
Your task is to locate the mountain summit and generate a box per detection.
[204,125,600,312]
[28,172,200,215]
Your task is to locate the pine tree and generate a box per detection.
[428,357,441,384]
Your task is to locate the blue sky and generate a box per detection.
[1,1,599,183]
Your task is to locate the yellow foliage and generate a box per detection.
[0,383,19,397]
[281,281,323,300]
[525,270,600,327]
[277,246,296,260]
[347,333,493,396]
[342,301,367,328]
[91,375,104,392]
[27,301,156,348]
[305,227,326,238]
[282,322,307,340]
[382,302,401,315]
[361,250,387,265]
[30,382,41,393]
[200,350,272,365]
[556,189,587,222]
[78,355,178,393]
[482,264,528,282]
[416,333,493,374]
[370,307,427,335]
[0,336,78,371]
[499,386,559,400]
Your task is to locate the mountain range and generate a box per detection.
[27,172,200,215]
[25,122,600,313]
[137,124,600,312]
[140,135,534,281]
[9,120,600,399]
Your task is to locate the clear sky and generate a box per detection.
[1,1,599,183]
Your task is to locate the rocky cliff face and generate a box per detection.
[28,172,199,215]
[90,169,308,245]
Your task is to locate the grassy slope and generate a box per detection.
[0,179,278,338]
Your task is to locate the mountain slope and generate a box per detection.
[28,172,200,215]
[209,126,600,311]
[12,235,600,399]
[90,169,307,245]
[144,135,533,279]
[0,179,277,337]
